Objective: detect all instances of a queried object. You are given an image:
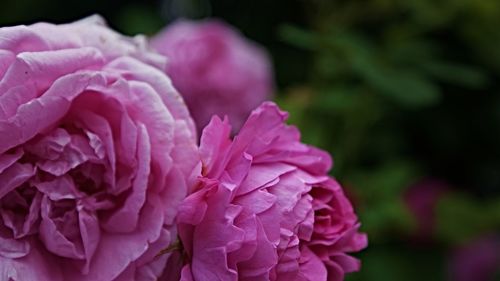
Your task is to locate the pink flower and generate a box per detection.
[175,102,367,281]
[404,179,449,240]
[0,16,199,281]
[151,19,274,133]
[448,235,500,281]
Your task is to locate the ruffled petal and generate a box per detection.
[0,163,35,199]
[0,72,106,154]
[0,244,64,281]
[101,124,150,233]
[0,236,30,258]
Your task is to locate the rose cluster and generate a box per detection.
[176,103,367,281]
[0,16,366,281]
[151,19,274,133]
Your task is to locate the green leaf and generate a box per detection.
[346,245,445,281]
[314,87,361,112]
[324,32,441,107]
[421,61,488,88]
[347,162,420,240]
[278,25,317,50]
[351,55,441,107]
[349,161,420,200]
[435,194,500,244]
[115,4,164,36]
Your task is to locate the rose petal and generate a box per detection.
[0,49,15,79]
[0,48,104,99]
[78,207,100,274]
[64,196,165,281]
[101,124,150,233]
[0,72,106,154]
[299,247,327,281]
[0,25,50,54]
[36,134,98,176]
[0,163,35,200]
[72,109,117,190]
[34,176,81,200]
[236,218,278,279]
[0,236,30,259]
[39,196,84,259]
[0,244,64,281]
[199,115,232,179]
[236,163,295,196]
[104,57,195,136]
[0,149,23,174]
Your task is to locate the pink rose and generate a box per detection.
[151,19,274,133]
[0,16,199,281]
[175,102,367,281]
[448,235,500,281]
[404,179,449,240]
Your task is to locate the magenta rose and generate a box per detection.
[404,179,449,240]
[151,19,274,133]
[0,16,199,281]
[175,102,367,281]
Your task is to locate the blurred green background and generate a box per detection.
[2,0,499,280]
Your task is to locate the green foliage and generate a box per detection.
[114,4,164,35]
[348,162,419,239]
[278,0,500,279]
[436,194,500,244]
[346,245,446,281]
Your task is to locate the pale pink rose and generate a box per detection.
[0,16,199,281]
[151,19,274,133]
[175,102,367,281]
